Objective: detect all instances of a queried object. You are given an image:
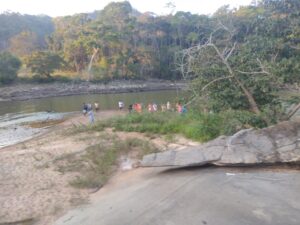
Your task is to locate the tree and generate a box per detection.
[176,25,280,117]
[25,51,63,78]
[44,0,299,85]
[0,52,21,84]
[9,31,40,57]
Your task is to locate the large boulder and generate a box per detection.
[141,120,300,167]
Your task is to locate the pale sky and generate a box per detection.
[0,0,253,17]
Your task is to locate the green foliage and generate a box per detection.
[25,51,63,78]
[219,110,267,135]
[0,0,298,101]
[177,0,300,120]
[182,113,222,141]
[93,111,266,142]
[0,52,21,84]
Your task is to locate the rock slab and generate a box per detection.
[142,120,300,167]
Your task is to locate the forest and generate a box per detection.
[0,0,298,82]
[0,0,299,123]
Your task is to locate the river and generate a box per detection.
[0,90,180,116]
[0,90,180,148]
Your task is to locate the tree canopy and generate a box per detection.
[0,52,21,84]
[25,51,63,78]
[0,1,299,115]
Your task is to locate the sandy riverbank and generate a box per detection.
[0,110,197,225]
[0,80,186,101]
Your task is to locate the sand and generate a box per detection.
[0,110,197,225]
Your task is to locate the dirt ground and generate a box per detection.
[0,110,198,225]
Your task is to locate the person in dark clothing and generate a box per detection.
[128,104,133,112]
[83,103,88,115]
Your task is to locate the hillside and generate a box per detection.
[0,0,299,82]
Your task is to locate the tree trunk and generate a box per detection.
[209,43,261,114]
[224,55,261,114]
[87,48,99,81]
[234,77,261,114]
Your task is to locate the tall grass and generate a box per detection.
[91,110,266,142]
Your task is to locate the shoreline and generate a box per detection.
[0,79,186,101]
[0,111,125,225]
[0,110,196,225]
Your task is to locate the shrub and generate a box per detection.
[0,52,21,84]
[220,110,267,135]
[183,113,222,141]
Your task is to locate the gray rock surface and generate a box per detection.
[54,167,300,225]
[142,120,300,167]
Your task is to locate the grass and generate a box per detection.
[54,133,158,189]
[60,110,266,189]
[81,110,267,142]
[66,122,105,135]
[95,112,221,142]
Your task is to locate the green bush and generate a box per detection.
[0,52,21,84]
[219,110,267,135]
[183,113,222,141]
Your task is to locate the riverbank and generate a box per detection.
[0,110,197,225]
[0,79,186,101]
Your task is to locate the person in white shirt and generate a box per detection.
[118,101,124,110]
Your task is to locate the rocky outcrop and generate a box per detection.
[142,120,300,167]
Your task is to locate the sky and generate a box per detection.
[0,0,253,17]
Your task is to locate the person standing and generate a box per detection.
[176,103,182,113]
[94,102,99,112]
[128,104,133,112]
[153,103,158,112]
[82,103,88,115]
[87,103,92,112]
[88,109,94,124]
[166,101,171,111]
[148,103,153,112]
[118,101,124,110]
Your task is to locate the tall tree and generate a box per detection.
[0,52,21,84]
[25,51,63,78]
[177,25,280,116]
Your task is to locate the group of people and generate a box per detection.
[128,101,187,114]
[82,100,187,124]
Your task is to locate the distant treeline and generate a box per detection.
[0,0,299,82]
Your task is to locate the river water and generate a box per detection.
[0,90,180,148]
[0,90,179,116]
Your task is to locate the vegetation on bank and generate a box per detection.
[55,131,157,189]
[0,1,299,132]
[0,52,21,84]
[0,0,299,123]
[86,111,266,142]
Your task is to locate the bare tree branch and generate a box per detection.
[225,42,236,61]
[201,75,234,92]
[236,70,270,75]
